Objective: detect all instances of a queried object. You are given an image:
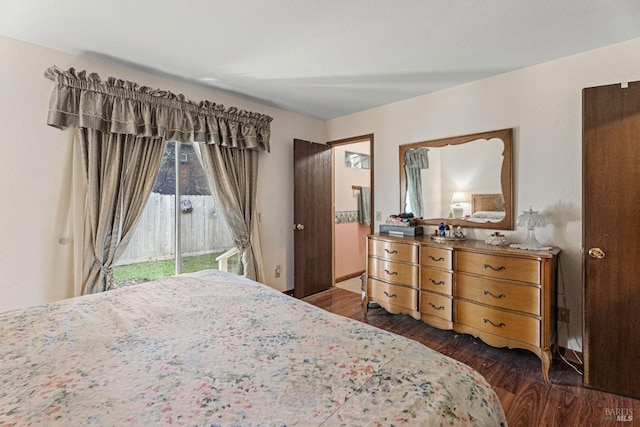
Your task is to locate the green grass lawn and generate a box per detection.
[114,251,239,285]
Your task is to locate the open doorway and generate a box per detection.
[328,135,374,294]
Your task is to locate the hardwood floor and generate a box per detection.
[303,287,640,427]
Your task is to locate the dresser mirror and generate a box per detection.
[399,128,513,230]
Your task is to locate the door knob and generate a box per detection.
[293,224,305,230]
[588,247,605,259]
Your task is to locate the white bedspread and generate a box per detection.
[0,270,506,426]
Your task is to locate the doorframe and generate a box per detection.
[327,134,374,284]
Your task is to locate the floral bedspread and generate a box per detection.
[0,270,506,426]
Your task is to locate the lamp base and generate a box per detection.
[452,206,464,219]
[509,229,552,250]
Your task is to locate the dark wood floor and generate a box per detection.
[303,287,640,427]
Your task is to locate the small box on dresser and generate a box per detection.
[379,224,424,236]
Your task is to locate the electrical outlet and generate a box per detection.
[275,265,281,278]
[375,211,382,221]
[557,307,570,323]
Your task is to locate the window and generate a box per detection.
[113,141,237,286]
[345,151,370,169]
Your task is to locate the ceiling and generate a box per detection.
[2,0,640,120]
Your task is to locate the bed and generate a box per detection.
[0,270,506,426]
[466,193,506,223]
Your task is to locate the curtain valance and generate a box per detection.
[44,66,272,151]
[404,146,430,169]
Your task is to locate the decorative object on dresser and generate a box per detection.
[364,233,560,382]
[510,206,552,250]
[485,232,508,246]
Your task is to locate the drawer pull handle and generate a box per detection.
[483,290,505,299]
[383,291,397,298]
[384,249,398,254]
[429,278,445,286]
[428,255,445,262]
[483,318,506,328]
[483,263,506,271]
[428,302,445,311]
[384,269,398,276]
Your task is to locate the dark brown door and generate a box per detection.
[293,139,332,298]
[583,81,640,398]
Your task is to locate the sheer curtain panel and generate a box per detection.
[404,147,430,217]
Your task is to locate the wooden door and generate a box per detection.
[583,81,640,398]
[293,139,333,298]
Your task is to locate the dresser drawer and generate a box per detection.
[420,291,452,321]
[368,279,418,310]
[421,246,453,270]
[455,300,540,347]
[369,239,419,263]
[368,257,418,287]
[457,274,540,315]
[421,268,453,295]
[455,251,541,284]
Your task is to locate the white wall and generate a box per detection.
[325,37,640,351]
[0,35,325,312]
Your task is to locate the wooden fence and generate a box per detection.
[116,193,234,266]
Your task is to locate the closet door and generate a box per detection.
[583,81,640,398]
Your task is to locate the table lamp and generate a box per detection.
[451,191,466,219]
[510,206,550,250]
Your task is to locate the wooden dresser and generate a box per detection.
[364,233,560,382]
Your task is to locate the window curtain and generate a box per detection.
[80,130,164,294]
[404,147,430,217]
[197,143,263,282]
[44,66,272,294]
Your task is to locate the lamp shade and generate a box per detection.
[516,206,547,229]
[510,206,549,250]
[451,191,466,204]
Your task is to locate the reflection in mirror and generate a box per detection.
[345,151,370,169]
[399,128,513,230]
[404,147,430,217]
[409,138,504,218]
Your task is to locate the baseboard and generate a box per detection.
[557,345,583,366]
[335,270,365,284]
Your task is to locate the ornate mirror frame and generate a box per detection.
[399,128,514,230]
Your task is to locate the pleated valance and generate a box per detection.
[44,66,272,151]
[404,146,430,169]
